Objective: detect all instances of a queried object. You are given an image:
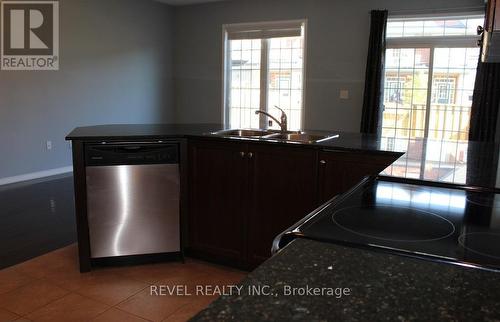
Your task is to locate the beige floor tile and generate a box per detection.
[185,258,247,277]
[42,268,96,292]
[13,251,76,280]
[0,280,68,316]
[74,274,148,306]
[162,296,216,322]
[2,243,246,322]
[0,267,34,295]
[155,269,212,287]
[117,287,192,322]
[44,266,121,292]
[48,244,78,260]
[25,293,108,322]
[114,261,198,285]
[91,308,149,322]
[157,270,245,296]
[0,308,19,322]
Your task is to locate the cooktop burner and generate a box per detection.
[332,205,456,242]
[287,179,500,272]
[466,194,500,208]
[458,232,500,259]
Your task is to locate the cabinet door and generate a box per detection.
[188,140,248,266]
[318,150,399,204]
[247,144,318,267]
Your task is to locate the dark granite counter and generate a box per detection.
[65,123,401,155]
[65,123,224,141]
[191,238,500,322]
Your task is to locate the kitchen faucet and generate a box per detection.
[255,106,288,132]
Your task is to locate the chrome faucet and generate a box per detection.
[255,106,288,132]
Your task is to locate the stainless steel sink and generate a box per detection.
[211,129,274,138]
[265,132,339,143]
[211,128,339,143]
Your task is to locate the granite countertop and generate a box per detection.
[66,124,500,190]
[65,123,402,155]
[191,238,500,322]
[65,123,225,141]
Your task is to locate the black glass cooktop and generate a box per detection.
[295,179,500,272]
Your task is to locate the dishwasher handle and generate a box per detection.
[85,143,179,166]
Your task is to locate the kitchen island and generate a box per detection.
[66,124,500,320]
[66,124,403,272]
[66,123,500,272]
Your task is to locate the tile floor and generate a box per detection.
[0,244,247,322]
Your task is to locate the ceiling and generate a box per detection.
[155,0,228,6]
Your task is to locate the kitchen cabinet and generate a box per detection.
[188,140,248,267]
[318,149,396,204]
[188,140,317,268]
[246,144,318,266]
[188,139,398,269]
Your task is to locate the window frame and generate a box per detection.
[221,19,308,130]
[384,15,482,141]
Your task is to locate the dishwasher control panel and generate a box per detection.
[85,142,179,166]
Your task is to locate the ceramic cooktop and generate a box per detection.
[296,179,500,271]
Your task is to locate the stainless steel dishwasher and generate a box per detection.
[85,142,180,259]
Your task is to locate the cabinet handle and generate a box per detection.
[240,152,246,158]
[320,160,327,165]
[248,152,254,159]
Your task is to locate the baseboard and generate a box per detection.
[0,166,74,186]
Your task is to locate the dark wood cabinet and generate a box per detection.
[246,144,318,266]
[318,150,398,204]
[188,140,248,267]
[188,140,318,269]
[188,139,400,269]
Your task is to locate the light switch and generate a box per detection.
[340,89,349,100]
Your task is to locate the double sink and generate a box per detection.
[211,129,339,144]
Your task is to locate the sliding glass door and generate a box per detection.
[380,14,483,183]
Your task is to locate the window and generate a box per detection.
[380,14,484,184]
[222,20,306,130]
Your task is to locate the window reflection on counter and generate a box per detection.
[380,137,468,185]
[375,182,466,212]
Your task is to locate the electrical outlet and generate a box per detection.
[340,89,349,100]
[46,140,52,150]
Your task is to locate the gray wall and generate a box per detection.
[173,0,483,131]
[0,0,174,178]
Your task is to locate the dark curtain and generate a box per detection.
[466,141,499,187]
[469,59,500,142]
[360,10,388,135]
